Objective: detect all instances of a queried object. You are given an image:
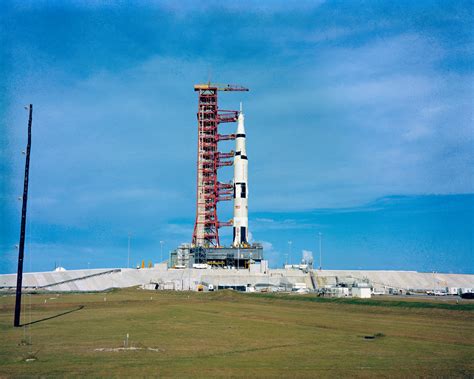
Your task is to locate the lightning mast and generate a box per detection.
[192,83,249,247]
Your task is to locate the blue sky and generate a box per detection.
[1,1,473,274]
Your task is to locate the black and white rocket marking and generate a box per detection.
[233,106,249,246]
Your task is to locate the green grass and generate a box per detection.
[0,289,473,378]
[251,292,474,311]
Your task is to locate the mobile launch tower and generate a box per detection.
[170,83,263,268]
[192,83,248,247]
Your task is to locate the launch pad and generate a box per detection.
[170,244,264,269]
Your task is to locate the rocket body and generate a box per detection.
[233,108,249,247]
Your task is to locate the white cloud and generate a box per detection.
[160,0,325,16]
[248,33,473,210]
[252,218,322,231]
[259,240,281,268]
[164,224,194,237]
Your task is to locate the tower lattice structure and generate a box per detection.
[192,83,249,247]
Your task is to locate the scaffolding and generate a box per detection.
[192,83,249,247]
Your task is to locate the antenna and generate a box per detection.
[207,67,212,85]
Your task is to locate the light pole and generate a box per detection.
[318,232,322,270]
[288,241,292,267]
[127,233,131,268]
[160,241,164,263]
[237,247,239,271]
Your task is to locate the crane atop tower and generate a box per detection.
[194,83,249,92]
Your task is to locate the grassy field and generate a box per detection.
[0,289,473,378]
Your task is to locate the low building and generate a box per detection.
[352,287,372,298]
[170,243,264,269]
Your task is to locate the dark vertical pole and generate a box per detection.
[14,104,33,327]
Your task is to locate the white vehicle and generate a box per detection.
[192,263,209,269]
[292,283,307,290]
[208,284,215,292]
[295,288,310,294]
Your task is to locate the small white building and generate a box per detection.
[352,287,372,298]
[447,287,459,295]
[141,283,157,290]
[325,287,350,297]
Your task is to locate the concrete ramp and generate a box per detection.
[314,270,474,291]
[0,268,472,292]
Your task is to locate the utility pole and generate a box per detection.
[288,241,292,267]
[318,232,322,270]
[160,240,164,263]
[14,104,33,327]
[237,247,240,271]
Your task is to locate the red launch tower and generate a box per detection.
[192,83,249,247]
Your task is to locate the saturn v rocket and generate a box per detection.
[233,104,249,247]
